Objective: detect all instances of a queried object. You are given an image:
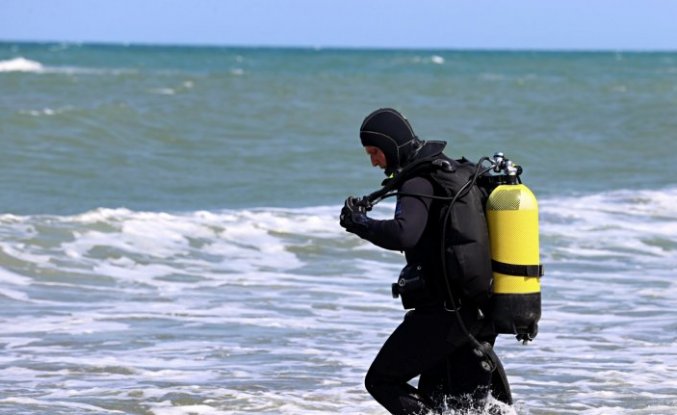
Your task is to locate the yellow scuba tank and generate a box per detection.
[485,154,542,341]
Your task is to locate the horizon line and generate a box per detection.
[2,39,677,54]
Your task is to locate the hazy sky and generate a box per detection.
[2,0,677,50]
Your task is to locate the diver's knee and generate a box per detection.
[364,365,392,399]
[364,368,377,396]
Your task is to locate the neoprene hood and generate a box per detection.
[360,108,422,176]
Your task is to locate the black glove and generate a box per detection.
[339,196,371,235]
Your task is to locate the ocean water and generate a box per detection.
[0,42,676,414]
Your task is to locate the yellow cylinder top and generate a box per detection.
[487,184,538,211]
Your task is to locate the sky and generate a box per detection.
[1,0,677,51]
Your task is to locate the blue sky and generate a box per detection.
[2,0,677,50]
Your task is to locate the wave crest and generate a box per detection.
[0,57,44,73]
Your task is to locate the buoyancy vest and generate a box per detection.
[425,157,494,308]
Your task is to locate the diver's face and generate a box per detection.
[365,146,387,169]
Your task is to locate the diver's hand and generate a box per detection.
[339,196,370,235]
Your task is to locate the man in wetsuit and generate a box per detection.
[339,108,511,414]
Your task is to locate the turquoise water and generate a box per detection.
[2,44,676,214]
[0,43,676,414]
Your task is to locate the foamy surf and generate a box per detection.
[0,56,138,75]
[0,187,675,413]
[0,57,43,72]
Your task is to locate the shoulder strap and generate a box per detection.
[366,157,451,204]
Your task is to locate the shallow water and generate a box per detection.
[0,43,676,414]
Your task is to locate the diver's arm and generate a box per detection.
[359,177,433,251]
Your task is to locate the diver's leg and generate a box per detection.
[365,309,457,415]
[443,341,493,408]
[418,361,449,406]
[440,336,513,408]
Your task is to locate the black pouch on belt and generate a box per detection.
[391,264,437,309]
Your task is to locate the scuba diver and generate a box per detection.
[339,108,513,414]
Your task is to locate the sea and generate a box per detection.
[0,42,676,415]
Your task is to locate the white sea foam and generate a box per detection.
[0,57,44,72]
[148,402,222,415]
[0,287,30,302]
[0,337,40,349]
[18,106,76,117]
[0,267,33,286]
[0,397,125,413]
[0,56,137,76]
[410,55,446,65]
[540,186,677,266]
[3,314,129,335]
[149,87,176,95]
[0,188,675,414]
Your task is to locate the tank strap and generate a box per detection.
[492,260,544,277]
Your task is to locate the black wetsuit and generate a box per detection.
[358,176,505,414]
